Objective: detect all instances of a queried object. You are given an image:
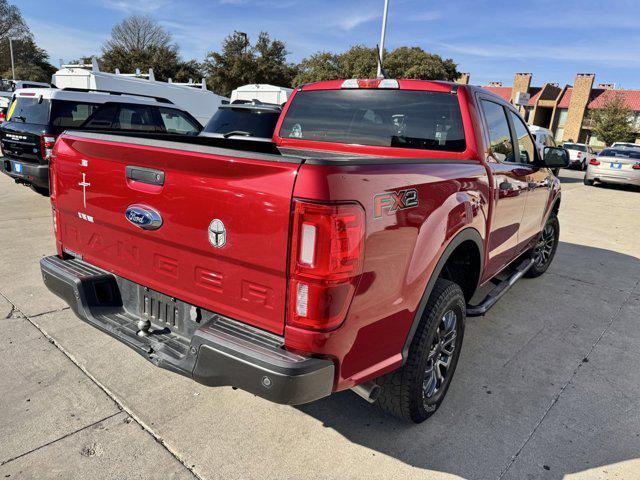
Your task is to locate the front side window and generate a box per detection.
[279,89,466,152]
[159,107,201,135]
[509,111,536,164]
[51,101,100,128]
[481,100,514,162]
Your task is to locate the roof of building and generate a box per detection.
[482,86,511,102]
[588,88,640,111]
[558,88,572,108]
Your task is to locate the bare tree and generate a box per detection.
[104,15,172,52]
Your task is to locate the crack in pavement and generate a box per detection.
[29,306,71,319]
[0,412,122,467]
[0,291,203,480]
[497,279,640,480]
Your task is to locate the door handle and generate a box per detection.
[126,166,165,186]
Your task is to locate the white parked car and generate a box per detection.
[584,147,640,187]
[563,143,597,170]
[529,126,556,154]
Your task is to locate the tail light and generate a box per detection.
[0,111,5,123]
[633,164,640,170]
[40,135,57,161]
[288,200,365,331]
[589,159,600,166]
[577,152,583,158]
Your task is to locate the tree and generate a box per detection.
[591,93,635,146]
[292,45,460,86]
[101,15,198,82]
[203,31,296,97]
[0,0,55,82]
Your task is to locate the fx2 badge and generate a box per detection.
[374,189,419,218]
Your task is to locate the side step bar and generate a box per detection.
[466,258,534,317]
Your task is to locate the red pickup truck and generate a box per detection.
[41,79,568,423]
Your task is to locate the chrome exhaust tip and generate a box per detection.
[351,381,381,403]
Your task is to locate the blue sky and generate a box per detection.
[19,0,640,88]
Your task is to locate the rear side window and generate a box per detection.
[115,105,159,132]
[481,100,514,162]
[51,101,100,128]
[159,107,201,135]
[81,104,118,129]
[7,97,50,124]
[205,107,281,138]
[279,90,466,152]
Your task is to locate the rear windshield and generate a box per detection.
[600,149,640,160]
[564,143,587,152]
[204,107,281,138]
[279,89,466,152]
[7,97,50,124]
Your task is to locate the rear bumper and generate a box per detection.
[40,255,335,405]
[585,167,640,186]
[2,156,49,189]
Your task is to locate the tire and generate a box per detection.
[525,214,559,278]
[552,168,560,177]
[581,161,588,171]
[583,178,594,186]
[375,279,466,423]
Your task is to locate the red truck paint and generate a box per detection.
[47,80,561,397]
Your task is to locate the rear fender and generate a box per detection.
[401,227,484,361]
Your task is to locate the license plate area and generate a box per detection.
[134,285,205,338]
[13,162,22,173]
[610,162,622,169]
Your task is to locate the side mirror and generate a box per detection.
[543,146,570,168]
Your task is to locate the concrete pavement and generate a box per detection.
[0,169,639,479]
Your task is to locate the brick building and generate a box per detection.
[457,73,640,147]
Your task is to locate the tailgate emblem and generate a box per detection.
[125,205,163,230]
[208,219,227,248]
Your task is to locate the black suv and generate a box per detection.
[1,89,202,195]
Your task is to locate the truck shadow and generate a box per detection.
[296,242,640,480]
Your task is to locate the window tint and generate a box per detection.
[481,100,514,162]
[564,143,587,152]
[509,111,536,164]
[51,101,100,128]
[600,149,640,160]
[7,97,50,124]
[279,90,466,152]
[159,107,201,135]
[205,107,281,138]
[115,105,159,131]
[81,104,118,129]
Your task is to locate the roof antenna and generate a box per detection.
[376,44,388,79]
[376,0,390,79]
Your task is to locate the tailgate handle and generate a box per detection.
[126,166,165,186]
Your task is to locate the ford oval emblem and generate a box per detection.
[125,204,163,230]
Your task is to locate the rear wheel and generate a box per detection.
[525,214,559,278]
[583,178,594,186]
[375,279,465,423]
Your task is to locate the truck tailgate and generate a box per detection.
[53,132,302,335]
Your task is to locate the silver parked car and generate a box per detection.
[584,148,640,188]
